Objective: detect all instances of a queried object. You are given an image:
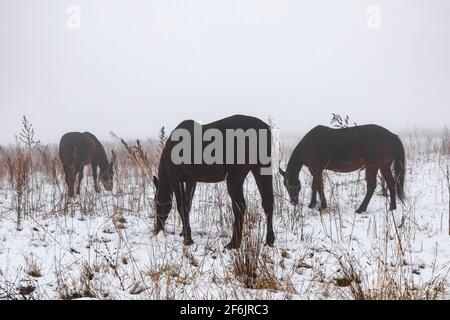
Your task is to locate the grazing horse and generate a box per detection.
[59,132,116,198]
[280,124,405,213]
[153,115,274,249]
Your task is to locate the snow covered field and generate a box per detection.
[0,131,449,300]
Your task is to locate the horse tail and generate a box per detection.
[72,146,78,161]
[393,136,406,203]
[59,139,75,167]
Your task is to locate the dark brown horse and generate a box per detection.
[280,124,405,213]
[153,115,274,249]
[59,132,116,198]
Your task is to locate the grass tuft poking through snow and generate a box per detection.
[0,126,449,300]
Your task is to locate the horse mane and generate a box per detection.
[157,137,174,182]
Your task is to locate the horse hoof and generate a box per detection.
[95,186,101,193]
[265,240,275,247]
[389,205,397,211]
[153,225,165,236]
[308,203,316,209]
[355,208,365,214]
[265,233,275,247]
[183,239,194,246]
[319,207,327,213]
[225,242,239,250]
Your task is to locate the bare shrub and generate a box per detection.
[0,146,5,182]
[334,251,447,300]
[444,163,450,235]
[6,144,31,230]
[231,213,279,291]
[56,263,98,300]
[0,271,37,300]
[25,255,43,278]
[112,133,158,208]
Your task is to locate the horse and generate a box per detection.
[59,132,116,198]
[153,115,275,249]
[279,124,406,213]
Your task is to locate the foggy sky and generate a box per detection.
[1,0,449,144]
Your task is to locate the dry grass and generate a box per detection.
[0,119,449,300]
[231,214,280,291]
[332,249,448,300]
[5,144,31,230]
[24,255,43,278]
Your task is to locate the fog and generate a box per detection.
[1,0,449,144]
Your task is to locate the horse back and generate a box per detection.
[161,115,272,182]
[302,124,400,170]
[59,132,98,169]
[173,115,270,132]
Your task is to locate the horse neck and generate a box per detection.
[157,164,173,198]
[287,143,304,181]
[95,143,109,172]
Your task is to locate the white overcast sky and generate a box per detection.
[1,0,449,143]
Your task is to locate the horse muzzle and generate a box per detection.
[155,213,168,233]
[290,197,299,206]
[153,226,163,236]
[103,181,113,192]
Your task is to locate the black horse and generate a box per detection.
[59,132,116,198]
[280,124,405,213]
[153,115,274,249]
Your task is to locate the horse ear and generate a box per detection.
[279,167,286,177]
[153,176,159,188]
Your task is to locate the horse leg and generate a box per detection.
[174,182,194,246]
[92,163,101,193]
[317,170,327,211]
[308,170,318,209]
[227,189,246,250]
[252,169,275,246]
[185,181,197,213]
[179,181,197,237]
[225,172,248,250]
[356,166,378,213]
[76,166,84,195]
[381,164,397,211]
[65,165,76,198]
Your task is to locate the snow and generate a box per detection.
[0,138,449,300]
